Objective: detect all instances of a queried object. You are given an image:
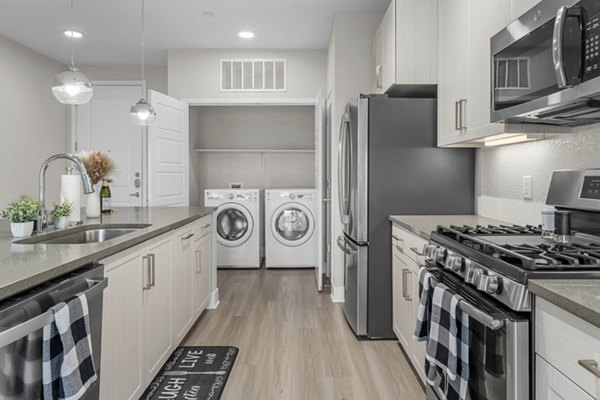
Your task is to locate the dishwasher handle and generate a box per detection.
[0,277,108,348]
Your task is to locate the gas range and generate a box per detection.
[425,223,600,312]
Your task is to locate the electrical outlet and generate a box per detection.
[523,176,533,200]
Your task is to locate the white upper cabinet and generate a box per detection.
[395,0,437,85]
[511,0,542,21]
[373,1,396,93]
[373,0,437,93]
[437,0,520,147]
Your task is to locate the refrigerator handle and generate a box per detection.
[337,114,351,225]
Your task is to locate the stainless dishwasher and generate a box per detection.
[0,263,107,399]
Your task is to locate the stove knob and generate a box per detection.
[466,267,483,285]
[486,275,500,294]
[444,255,462,272]
[476,275,490,292]
[435,248,446,263]
[424,245,437,259]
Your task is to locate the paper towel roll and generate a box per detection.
[61,174,82,222]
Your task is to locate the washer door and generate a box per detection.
[216,203,254,247]
[271,203,315,247]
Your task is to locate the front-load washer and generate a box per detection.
[204,189,261,269]
[265,189,317,268]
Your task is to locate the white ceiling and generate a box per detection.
[0,0,389,66]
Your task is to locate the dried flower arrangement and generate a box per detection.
[78,150,114,185]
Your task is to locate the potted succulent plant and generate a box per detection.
[52,201,73,229]
[2,196,40,238]
[78,150,114,218]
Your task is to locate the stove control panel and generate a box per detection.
[580,176,600,200]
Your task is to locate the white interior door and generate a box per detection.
[73,83,144,206]
[148,90,189,207]
[314,92,325,291]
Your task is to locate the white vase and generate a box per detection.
[86,193,101,218]
[54,216,70,229]
[11,221,34,238]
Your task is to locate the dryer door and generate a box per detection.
[216,203,254,247]
[271,203,315,247]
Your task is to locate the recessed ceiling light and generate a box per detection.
[64,29,83,39]
[203,11,214,18]
[238,31,255,39]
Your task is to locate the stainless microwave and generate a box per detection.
[491,0,600,127]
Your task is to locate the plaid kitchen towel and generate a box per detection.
[425,283,470,400]
[42,293,97,400]
[413,267,434,341]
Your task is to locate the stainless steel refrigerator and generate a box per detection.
[337,92,475,339]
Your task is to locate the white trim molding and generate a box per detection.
[330,284,345,303]
[182,97,317,107]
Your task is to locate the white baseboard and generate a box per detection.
[330,284,345,303]
[207,288,220,309]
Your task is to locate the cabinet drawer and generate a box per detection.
[192,215,212,240]
[535,298,600,399]
[392,224,428,266]
[536,355,593,400]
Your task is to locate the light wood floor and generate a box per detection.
[184,267,425,400]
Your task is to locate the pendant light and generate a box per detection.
[52,0,93,105]
[130,0,156,126]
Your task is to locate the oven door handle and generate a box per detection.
[0,277,108,348]
[429,274,505,330]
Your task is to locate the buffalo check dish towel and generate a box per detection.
[424,283,470,400]
[42,293,97,400]
[414,267,434,342]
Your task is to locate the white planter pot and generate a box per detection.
[11,221,34,238]
[54,216,70,229]
[86,192,101,219]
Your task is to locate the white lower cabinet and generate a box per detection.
[143,236,173,381]
[391,223,428,385]
[99,217,213,400]
[535,297,600,399]
[173,226,195,344]
[193,231,212,318]
[536,356,593,400]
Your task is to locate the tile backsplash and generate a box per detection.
[476,125,600,224]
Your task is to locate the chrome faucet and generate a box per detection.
[38,154,94,233]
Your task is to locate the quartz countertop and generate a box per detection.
[388,215,510,240]
[529,280,600,329]
[0,207,213,301]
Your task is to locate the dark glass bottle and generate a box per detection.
[100,179,112,214]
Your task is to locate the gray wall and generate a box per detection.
[476,125,600,224]
[79,65,168,93]
[0,34,69,209]
[327,12,384,299]
[168,49,327,99]
[189,105,316,207]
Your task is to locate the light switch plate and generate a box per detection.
[523,176,533,200]
[229,182,243,189]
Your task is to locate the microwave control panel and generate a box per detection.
[584,0,600,79]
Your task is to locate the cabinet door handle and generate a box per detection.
[401,269,409,300]
[142,255,152,290]
[410,246,425,256]
[376,65,383,89]
[578,359,600,378]
[459,99,467,131]
[455,101,461,131]
[181,233,194,240]
[195,250,202,274]
[149,253,156,288]
[201,223,211,229]
[404,269,412,301]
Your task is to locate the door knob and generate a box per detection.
[130,192,140,197]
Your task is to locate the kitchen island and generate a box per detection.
[0,206,213,301]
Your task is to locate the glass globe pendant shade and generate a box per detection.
[129,98,156,126]
[51,67,93,104]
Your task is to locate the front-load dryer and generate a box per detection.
[204,189,261,269]
[265,189,317,268]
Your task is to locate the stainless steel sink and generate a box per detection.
[15,224,151,245]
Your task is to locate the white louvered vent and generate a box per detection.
[221,59,287,92]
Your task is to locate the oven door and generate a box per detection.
[491,0,586,124]
[425,267,530,400]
